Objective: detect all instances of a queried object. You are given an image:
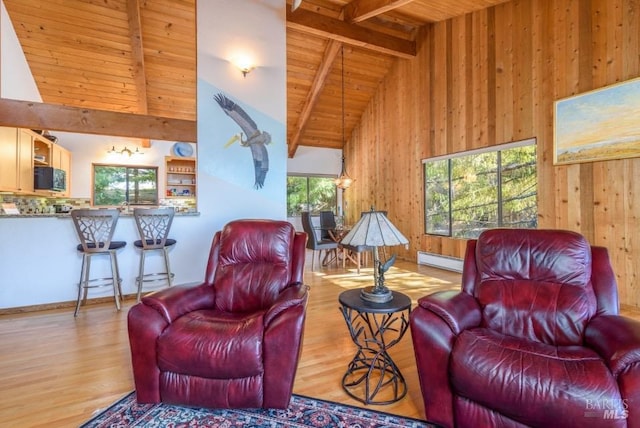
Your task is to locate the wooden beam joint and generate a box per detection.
[286,8,416,59]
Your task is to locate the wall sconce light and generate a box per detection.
[108,146,143,157]
[231,54,256,78]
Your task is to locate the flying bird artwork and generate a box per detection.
[214,93,271,189]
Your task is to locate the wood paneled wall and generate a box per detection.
[345,0,640,308]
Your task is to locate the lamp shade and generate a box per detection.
[340,210,408,247]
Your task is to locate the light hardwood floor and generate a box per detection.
[1,253,638,427]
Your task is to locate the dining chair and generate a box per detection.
[301,211,338,270]
[319,210,338,241]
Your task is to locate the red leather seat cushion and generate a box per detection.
[158,309,264,379]
[451,328,625,428]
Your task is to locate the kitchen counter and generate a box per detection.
[0,212,209,311]
[0,211,200,218]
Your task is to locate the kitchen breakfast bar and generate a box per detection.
[0,211,205,312]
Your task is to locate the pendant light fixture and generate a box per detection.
[335,46,354,190]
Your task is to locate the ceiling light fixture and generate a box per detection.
[108,146,143,157]
[292,0,302,11]
[334,46,354,190]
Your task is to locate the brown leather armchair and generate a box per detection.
[128,219,309,409]
[410,229,640,428]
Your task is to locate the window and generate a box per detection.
[93,164,158,206]
[287,175,337,217]
[424,139,537,238]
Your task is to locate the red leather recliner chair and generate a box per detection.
[128,219,309,409]
[410,229,640,428]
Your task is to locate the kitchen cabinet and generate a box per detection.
[51,143,71,197]
[165,156,196,198]
[0,127,19,191]
[0,126,33,193]
[18,130,35,193]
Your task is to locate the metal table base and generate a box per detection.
[339,289,411,405]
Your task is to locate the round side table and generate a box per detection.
[338,289,412,405]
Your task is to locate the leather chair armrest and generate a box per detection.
[141,283,215,324]
[585,315,640,377]
[410,291,480,428]
[264,282,309,326]
[128,303,168,403]
[418,290,481,334]
[263,282,310,408]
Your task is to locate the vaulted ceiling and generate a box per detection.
[2,0,510,157]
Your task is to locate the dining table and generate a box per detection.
[321,225,361,267]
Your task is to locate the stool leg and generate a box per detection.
[83,256,91,305]
[136,250,146,302]
[109,251,121,311]
[74,253,89,317]
[112,251,123,303]
[163,247,173,287]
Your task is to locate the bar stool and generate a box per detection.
[133,207,176,301]
[71,209,126,317]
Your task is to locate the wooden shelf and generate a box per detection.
[165,156,196,198]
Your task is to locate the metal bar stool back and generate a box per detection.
[71,209,126,317]
[133,207,176,301]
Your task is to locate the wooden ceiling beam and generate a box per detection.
[0,98,197,142]
[344,0,417,23]
[286,8,416,59]
[127,0,151,148]
[288,39,342,158]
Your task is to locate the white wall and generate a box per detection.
[0,0,41,101]
[288,146,342,175]
[196,0,287,230]
[54,132,194,199]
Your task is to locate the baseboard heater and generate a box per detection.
[417,251,464,273]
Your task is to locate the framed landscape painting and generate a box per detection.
[554,77,640,165]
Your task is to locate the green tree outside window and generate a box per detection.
[93,165,158,206]
[424,140,537,239]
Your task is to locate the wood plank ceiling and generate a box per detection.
[2,0,510,156]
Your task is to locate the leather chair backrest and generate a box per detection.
[213,219,296,313]
[301,211,319,249]
[473,228,597,346]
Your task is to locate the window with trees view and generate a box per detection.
[424,139,537,238]
[93,164,158,206]
[287,175,337,217]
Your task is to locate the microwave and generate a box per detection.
[34,167,66,192]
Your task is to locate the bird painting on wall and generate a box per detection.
[214,93,271,189]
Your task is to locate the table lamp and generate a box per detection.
[340,208,409,303]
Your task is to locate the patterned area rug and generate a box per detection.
[81,392,435,427]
